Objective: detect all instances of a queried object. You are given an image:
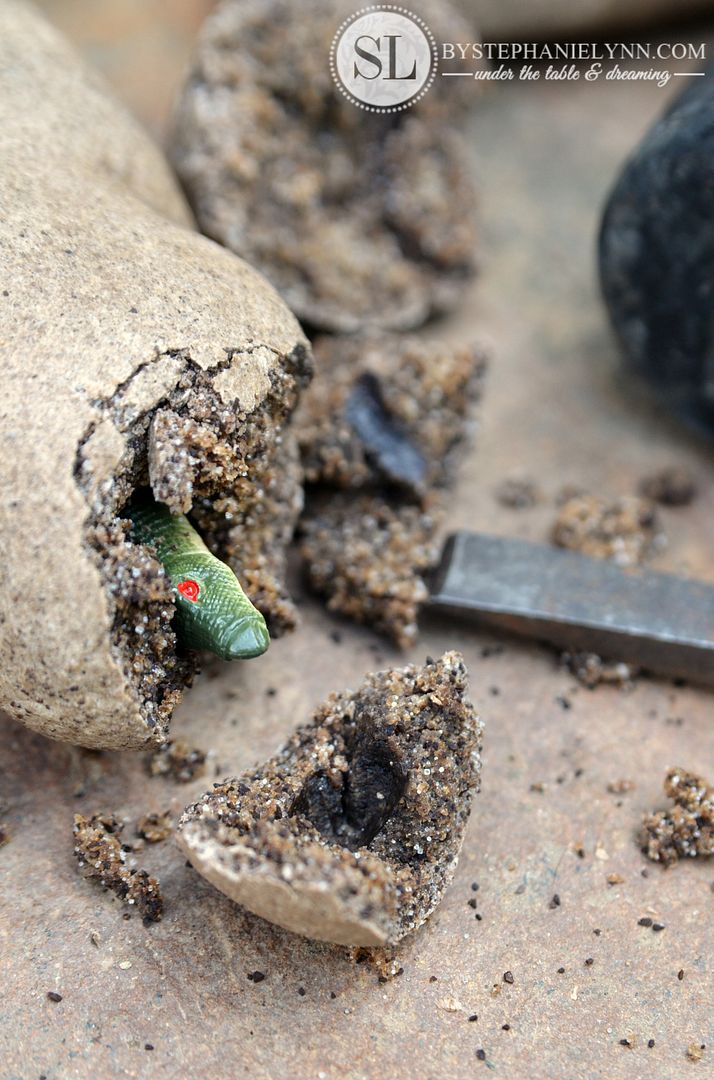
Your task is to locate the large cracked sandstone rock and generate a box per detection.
[0,1,311,749]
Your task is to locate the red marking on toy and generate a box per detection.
[177,579,200,602]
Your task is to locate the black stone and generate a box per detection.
[599,72,714,433]
[345,372,428,494]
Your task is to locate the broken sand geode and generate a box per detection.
[298,336,485,498]
[170,0,477,333]
[177,653,482,946]
[0,1,311,750]
[297,335,486,646]
[299,493,439,649]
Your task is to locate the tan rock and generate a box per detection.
[170,0,477,334]
[0,1,310,750]
[178,653,482,946]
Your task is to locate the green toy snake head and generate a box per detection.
[169,551,270,660]
[127,492,270,661]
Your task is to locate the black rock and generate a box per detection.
[599,73,714,434]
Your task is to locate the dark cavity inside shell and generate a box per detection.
[291,713,408,850]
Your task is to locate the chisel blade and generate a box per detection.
[427,532,714,685]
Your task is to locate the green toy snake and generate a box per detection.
[128,492,270,661]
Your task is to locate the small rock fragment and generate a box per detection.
[437,996,464,1013]
[639,466,697,507]
[607,779,636,795]
[73,813,163,922]
[136,812,173,844]
[177,652,482,945]
[551,494,663,566]
[562,651,639,689]
[495,477,541,509]
[146,739,207,783]
[641,768,714,866]
[299,494,438,648]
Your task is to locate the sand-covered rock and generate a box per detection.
[297,335,486,645]
[178,653,482,946]
[0,1,311,750]
[171,0,477,333]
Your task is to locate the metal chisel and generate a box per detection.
[427,532,714,685]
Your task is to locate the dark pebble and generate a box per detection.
[476,1049,486,1061]
[557,967,565,974]
[600,72,714,434]
[468,1014,478,1022]
[652,923,666,932]
[503,971,514,984]
[638,917,653,927]
[648,1039,656,1048]
[678,969,685,981]
[584,958,594,967]
[145,1044,154,1052]
[345,373,427,492]
[46,992,62,1003]
[549,894,561,909]
[247,971,266,983]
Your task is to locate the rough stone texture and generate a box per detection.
[2,10,714,1080]
[0,1,310,750]
[170,0,477,333]
[298,336,485,498]
[72,813,164,922]
[299,494,439,648]
[297,335,485,645]
[600,73,714,435]
[178,653,482,946]
[551,494,664,566]
[640,768,714,865]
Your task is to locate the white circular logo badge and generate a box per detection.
[330,6,437,113]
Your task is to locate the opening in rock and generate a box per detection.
[292,720,408,849]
